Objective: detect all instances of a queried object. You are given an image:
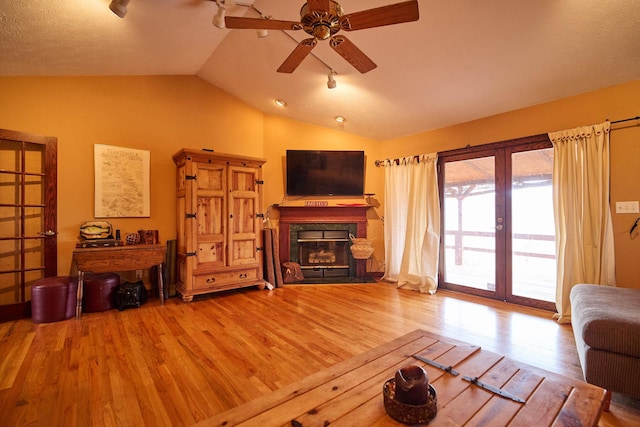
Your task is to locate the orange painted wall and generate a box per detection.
[0,76,264,276]
[380,80,640,289]
[1,76,638,290]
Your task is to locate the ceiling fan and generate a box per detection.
[223,0,419,73]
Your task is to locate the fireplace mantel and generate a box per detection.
[277,206,369,278]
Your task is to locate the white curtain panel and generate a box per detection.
[383,154,440,294]
[549,121,616,323]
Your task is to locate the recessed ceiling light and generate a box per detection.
[334,115,346,124]
[274,99,287,107]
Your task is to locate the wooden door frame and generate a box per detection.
[438,134,555,310]
[0,128,57,322]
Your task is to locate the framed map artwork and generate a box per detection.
[94,144,150,217]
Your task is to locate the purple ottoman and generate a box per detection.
[83,273,120,313]
[31,276,78,323]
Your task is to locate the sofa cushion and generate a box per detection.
[571,284,640,358]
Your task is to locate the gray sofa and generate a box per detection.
[570,284,640,409]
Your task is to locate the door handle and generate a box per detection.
[38,230,57,237]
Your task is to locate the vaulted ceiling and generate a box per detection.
[2,0,639,140]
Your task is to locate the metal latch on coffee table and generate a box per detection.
[412,354,459,376]
[462,375,526,403]
[412,354,526,403]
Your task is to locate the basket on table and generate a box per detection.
[349,233,374,259]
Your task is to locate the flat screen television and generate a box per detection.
[286,150,365,196]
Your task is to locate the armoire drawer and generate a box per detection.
[193,268,258,290]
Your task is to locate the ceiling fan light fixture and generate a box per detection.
[334,115,346,124]
[213,5,226,29]
[109,0,130,19]
[327,73,337,89]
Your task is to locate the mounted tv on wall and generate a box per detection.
[286,150,365,196]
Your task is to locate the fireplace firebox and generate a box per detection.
[297,230,351,278]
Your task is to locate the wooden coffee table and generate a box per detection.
[197,329,606,426]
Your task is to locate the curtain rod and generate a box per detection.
[376,116,639,167]
[610,115,640,125]
[375,155,422,167]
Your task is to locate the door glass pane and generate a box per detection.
[0,172,20,204]
[24,143,44,174]
[443,157,496,290]
[511,148,555,302]
[24,239,45,271]
[0,272,21,304]
[24,206,44,237]
[25,174,44,206]
[0,140,21,171]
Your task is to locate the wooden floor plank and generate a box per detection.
[0,282,638,426]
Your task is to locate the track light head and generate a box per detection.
[213,5,226,29]
[109,0,130,18]
[327,73,337,89]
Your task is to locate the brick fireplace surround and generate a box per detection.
[276,206,369,279]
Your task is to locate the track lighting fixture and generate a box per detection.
[327,72,337,89]
[109,0,130,18]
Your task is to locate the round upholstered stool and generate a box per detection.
[31,276,78,324]
[82,273,120,313]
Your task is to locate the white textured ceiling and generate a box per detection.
[1,0,640,140]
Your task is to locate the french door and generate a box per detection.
[438,135,556,310]
[0,129,58,321]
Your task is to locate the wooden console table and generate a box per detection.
[198,329,606,426]
[72,244,166,319]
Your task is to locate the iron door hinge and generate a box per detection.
[256,180,264,185]
[185,252,197,257]
[185,213,197,219]
[186,174,197,180]
[256,213,264,219]
[256,247,264,252]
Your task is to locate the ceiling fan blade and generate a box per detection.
[225,16,303,31]
[339,0,419,31]
[330,35,377,73]
[306,0,331,14]
[277,38,318,73]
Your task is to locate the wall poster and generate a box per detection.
[94,144,150,218]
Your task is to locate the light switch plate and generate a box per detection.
[615,201,640,214]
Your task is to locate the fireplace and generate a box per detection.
[294,228,354,278]
[277,206,369,279]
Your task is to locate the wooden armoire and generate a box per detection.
[172,149,266,302]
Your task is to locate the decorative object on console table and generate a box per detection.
[139,229,158,244]
[76,239,124,248]
[79,220,113,239]
[77,220,123,247]
[125,232,141,245]
[172,149,267,302]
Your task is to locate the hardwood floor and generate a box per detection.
[1,282,638,426]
